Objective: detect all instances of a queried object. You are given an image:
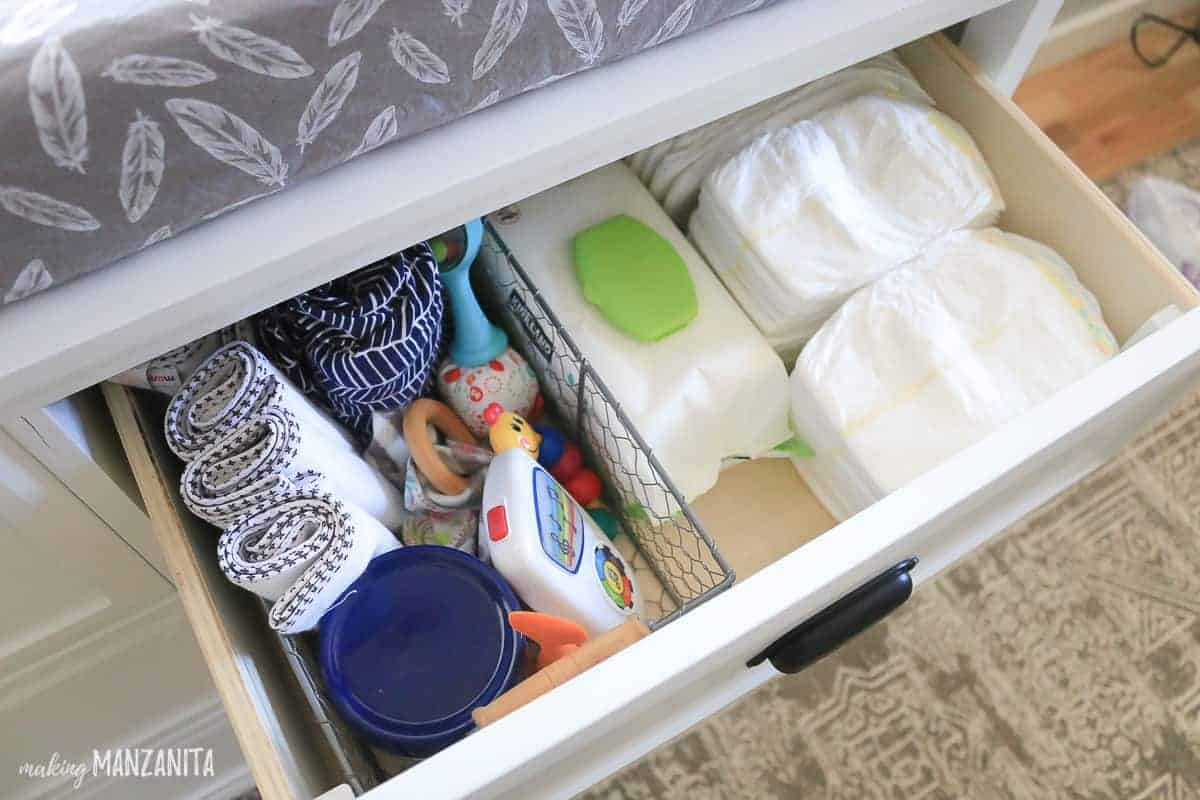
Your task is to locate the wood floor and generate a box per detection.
[1015,8,1200,182]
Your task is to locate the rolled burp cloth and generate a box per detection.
[218,489,401,634]
[109,321,257,395]
[165,341,354,461]
[181,405,406,529]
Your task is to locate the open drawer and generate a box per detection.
[104,34,1200,800]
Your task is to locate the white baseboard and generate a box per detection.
[1030,0,1200,72]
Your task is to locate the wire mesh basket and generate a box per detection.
[255,218,738,795]
[476,217,735,628]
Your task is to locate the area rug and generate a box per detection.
[582,169,1200,799]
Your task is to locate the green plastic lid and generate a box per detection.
[572,214,698,342]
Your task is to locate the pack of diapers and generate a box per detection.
[628,52,933,225]
[790,228,1119,521]
[691,93,1004,364]
[482,162,791,506]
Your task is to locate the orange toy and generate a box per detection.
[508,611,588,670]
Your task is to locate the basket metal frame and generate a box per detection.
[265,218,737,794]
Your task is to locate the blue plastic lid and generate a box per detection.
[319,546,525,757]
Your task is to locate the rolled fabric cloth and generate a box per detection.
[255,244,446,438]
[217,489,401,634]
[108,321,256,395]
[181,405,406,529]
[165,341,354,461]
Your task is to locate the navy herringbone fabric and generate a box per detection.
[255,243,445,438]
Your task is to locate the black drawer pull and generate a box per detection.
[747,558,918,674]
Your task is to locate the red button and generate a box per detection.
[487,505,509,542]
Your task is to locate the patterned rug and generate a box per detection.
[583,160,1200,799]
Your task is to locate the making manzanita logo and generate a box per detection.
[18,749,215,789]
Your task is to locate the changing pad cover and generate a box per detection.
[484,161,791,504]
[0,0,775,308]
[790,227,1119,521]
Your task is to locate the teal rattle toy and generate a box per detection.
[432,219,539,437]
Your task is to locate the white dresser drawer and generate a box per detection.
[104,34,1200,800]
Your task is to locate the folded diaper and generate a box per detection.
[692,93,1003,362]
[483,162,791,505]
[165,341,355,461]
[181,405,406,529]
[255,244,445,438]
[629,52,933,225]
[790,228,1118,520]
[217,489,401,634]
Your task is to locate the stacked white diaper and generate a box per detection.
[790,228,1119,521]
[484,162,791,506]
[166,341,405,633]
[690,93,1003,363]
[629,52,934,225]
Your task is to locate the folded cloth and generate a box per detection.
[255,244,445,438]
[165,341,355,461]
[628,52,933,225]
[217,489,401,634]
[790,228,1118,521]
[483,162,791,505]
[692,94,1003,362]
[181,405,406,529]
[108,321,255,395]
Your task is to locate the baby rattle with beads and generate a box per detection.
[484,407,616,536]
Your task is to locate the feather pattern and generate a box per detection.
[119,111,165,223]
[616,0,649,29]
[472,0,526,80]
[102,55,217,87]
[201,189,280,221]
[166,98,288,186]
[4,259,52,303]
[0,0,76,46]
[352,105,398,156]
[442,0,471,26]
[327,0,387,47]
[646,0,696,47]
[144,226,173,247]
[297,51,361,152]
[469,89,501,112]
[548,0,604,63]
[190,15,313,79]
[28,37,88,174]
[0,186,99,231]
[389,30,450,84]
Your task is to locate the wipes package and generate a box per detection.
[790,228,1118,521]
[692,94,1003,363]
[483,162,791,505]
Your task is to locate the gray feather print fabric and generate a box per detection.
[0,0,774,308]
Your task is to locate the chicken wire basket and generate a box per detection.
[476,217,735,628]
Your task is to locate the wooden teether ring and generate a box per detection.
[402,398,477,496]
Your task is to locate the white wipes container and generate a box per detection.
[480,449,643,637]
[485,162,791,505]
[790,228,1119,521]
